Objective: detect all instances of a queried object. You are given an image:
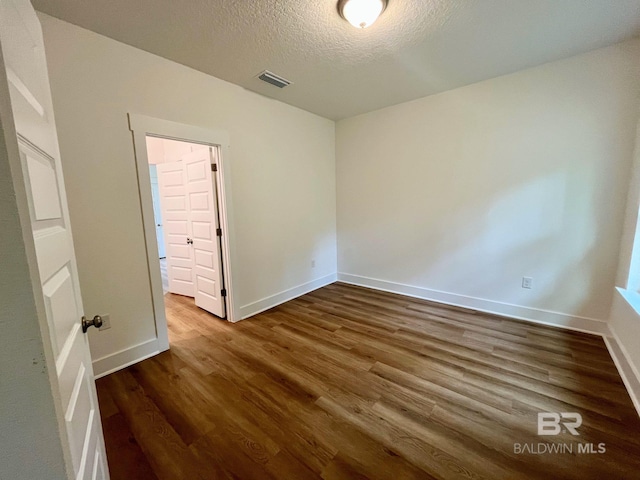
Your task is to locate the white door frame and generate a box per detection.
[128,114,238,351]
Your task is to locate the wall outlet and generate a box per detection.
[98,314,111,331]
[522,277,533,289]
[311,259,316,268]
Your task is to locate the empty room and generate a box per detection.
[2,0,640,479]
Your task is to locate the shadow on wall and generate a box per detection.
[342,162,615,321]
[339,38,639,321]
[416,171,599,315]
[238,227,337,306]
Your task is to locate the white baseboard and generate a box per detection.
[239,273,337,320]
[604,330,640,417]
[337,273,609,336]
[93,338,163,379]
[91,274,338,375]
[90,273,639,418]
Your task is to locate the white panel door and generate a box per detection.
[0,1,109,479]
[185,147,226,318]
[157,161,195,296]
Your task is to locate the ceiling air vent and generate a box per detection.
[257,70,291,89]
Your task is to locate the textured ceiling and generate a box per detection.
[33,0,640,120]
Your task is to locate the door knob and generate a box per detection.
[187,238,193,245]
[81,315,103,333]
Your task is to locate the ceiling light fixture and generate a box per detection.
[338,0,388,29]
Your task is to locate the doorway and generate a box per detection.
[129,114,238,353]
[146,136,226,318]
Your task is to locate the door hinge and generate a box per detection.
[216,228,222,237]
[211,163,218,172]
[221,288,227,297]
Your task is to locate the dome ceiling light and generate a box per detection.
[338,0,388,29]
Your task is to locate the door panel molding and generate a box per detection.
[157,161,195,297]
[1,1,109,476]
[184,148,226,318]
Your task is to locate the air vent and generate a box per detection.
[257,70,291,89]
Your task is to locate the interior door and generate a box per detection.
[157,161,195,296]
[0,1,109,479]
[185,147,226,318]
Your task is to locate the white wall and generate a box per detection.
[608,108,640,414]
[616,119,640,291]
[146,136,199,164]
[337,39,640,331]
[608,290,640,413]
[145,136,165,165]
[38,14,336,365]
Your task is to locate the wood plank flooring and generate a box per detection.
[96,282,640,480]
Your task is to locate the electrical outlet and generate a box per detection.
[99,314,111,331]
[522,277,533,289]
[311,260,316,268]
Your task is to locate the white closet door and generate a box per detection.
[157,161,195,296]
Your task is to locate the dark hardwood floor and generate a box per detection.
[96,282,640,480]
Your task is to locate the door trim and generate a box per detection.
[128,114,238,351]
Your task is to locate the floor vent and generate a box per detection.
[257,70,291,88]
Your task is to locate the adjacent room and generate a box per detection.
[145,135,228,318]
[2,1,640,479]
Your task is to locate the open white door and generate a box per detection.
[185,147,226,318]
[157,161,195,296]
[0,1,109,479]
